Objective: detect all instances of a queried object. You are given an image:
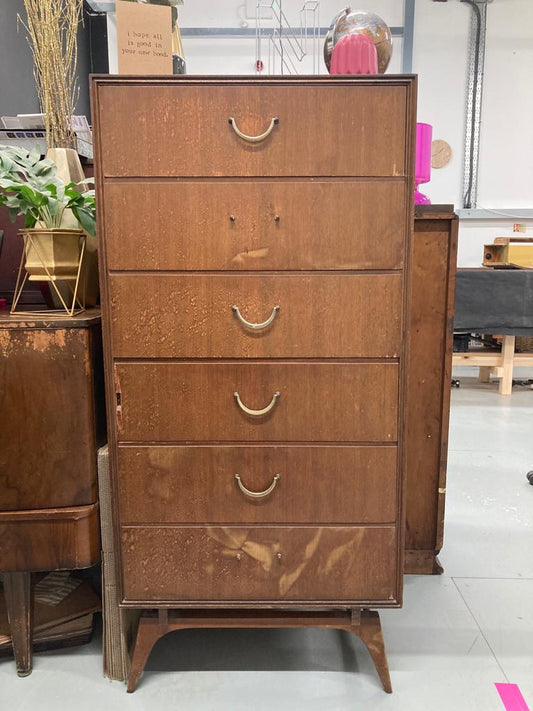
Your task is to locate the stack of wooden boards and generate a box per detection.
[483,237,533,269]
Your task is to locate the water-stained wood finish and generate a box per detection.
[121,526,397,603]
[97,81,408,177]
[126,609,392,693]
[115,362,399,443]
[0,311,105,676]
[104,180,407,271]
[404,207,457,574]
[109,274,402,359]
[0,311,105,511]
[117,445,398,524]
[0,505,100,572]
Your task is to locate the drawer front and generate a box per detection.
[116,362,399,443]
[121,525,398,602]
[117,446,398,524]
[109,274,402,359]
[104,180,407,271]
[97,83,408,177]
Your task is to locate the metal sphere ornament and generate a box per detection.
[324,8,393,74]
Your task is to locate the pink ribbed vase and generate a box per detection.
[415,122,432,205]
[330,33,378,75]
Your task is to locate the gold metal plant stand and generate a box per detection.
[10,231,87,317]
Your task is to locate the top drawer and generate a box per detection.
[95,82,409,178]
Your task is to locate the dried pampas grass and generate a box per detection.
[20,0,82,150]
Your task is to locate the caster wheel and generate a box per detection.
[451,379,461,388]
[527,471,533,485]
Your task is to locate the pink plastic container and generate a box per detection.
[415,122,432,205]
[330,34,378,75]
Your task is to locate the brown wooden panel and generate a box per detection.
[104,180,407,271]
[116,362,399,443]
[97,83,407,177]
[121,525,397,602]
[117,445,398,524]
[0,505,100,572]
[0,322,102,511]
[109,274,402,359]
[404,213,457,566]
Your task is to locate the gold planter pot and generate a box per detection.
[22,228,85,279]
[11,228,87,316]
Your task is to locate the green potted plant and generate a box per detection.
[0,144,96,312]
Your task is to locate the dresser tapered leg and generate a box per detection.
[352,610,392,693]
[127,615,167,693]
[3,572,33,677]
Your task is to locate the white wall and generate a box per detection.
[178,1,404,76]
[179,1,405,30]
[478,0,533,209]
[412,0,469,210]
[412,0,533,266]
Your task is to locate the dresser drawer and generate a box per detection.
[97,82,408,177]
[121,525,398,603]
[104,180,407,271]
[115,362,399,443]
[109,274,402,359]
[117,445,398,524]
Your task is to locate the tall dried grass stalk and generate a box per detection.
[21,0,83,150]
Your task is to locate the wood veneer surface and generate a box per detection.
[109,273,402,359]
[97,82,408,177]
[104,180,407,271]
[115,361,399,443]
[117,445,398,525]
[121,525,398,603]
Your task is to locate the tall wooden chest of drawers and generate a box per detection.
[91,75,416,691]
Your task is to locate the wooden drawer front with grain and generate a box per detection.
[121,525,398,603]
[117,446,398,525]
[109,274,402,359]
[104,180,407,271]
[97,83,408,177]
[115,362,399,443]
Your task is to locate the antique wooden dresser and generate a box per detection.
[91,75,416,692]
[0,310,104,675]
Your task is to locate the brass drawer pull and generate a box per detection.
[232,305,280,330]
[235,473,280,499]
[228,117,279,143]
[234,391,280,416]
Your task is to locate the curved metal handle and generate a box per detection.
[232,305,280,330]
[234,391,280,416]
[235,473,280,499]
[228,117,279,143]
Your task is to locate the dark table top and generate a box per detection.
[0,308,101,330]
[454,268,533,334]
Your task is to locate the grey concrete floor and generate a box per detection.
[2,376,532,709]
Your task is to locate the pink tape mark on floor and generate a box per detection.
[495,683,530,711]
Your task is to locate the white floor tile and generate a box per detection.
[448,377,533,454]
[454,578,533,706]
[381,576,503,672]
[439,449,533,578]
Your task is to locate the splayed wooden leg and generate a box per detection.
[127,614,168,693]
[3,572,33,677]
[352,609,392,693]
